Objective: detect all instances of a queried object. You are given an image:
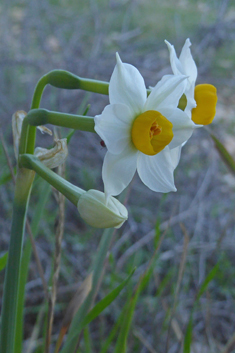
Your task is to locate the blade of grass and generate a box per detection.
[55,273,93,353]
[165,224,189,352]
[183,261,220,353]
[59,228,115,353]
[0,253,8,271]
[183,313,193,353]
[83,268,135,327]
[99,305,128,353]
[83,326,92,353]
[210,132,235,175]
[113,227,167,353]
[113,282,141,353]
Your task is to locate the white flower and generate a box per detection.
[165,38,217,125]
[95,53,196,197]
[77,189,128,228]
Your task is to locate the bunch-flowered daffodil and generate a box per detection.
[95,53,198,197]
[165,38,217,125]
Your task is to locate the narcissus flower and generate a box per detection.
[77,189,128,228]
[165,38,217,125]
[95,54,197,197]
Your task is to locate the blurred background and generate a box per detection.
[1,0,235,352]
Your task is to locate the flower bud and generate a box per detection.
[77,189,128,228]
[34,138,68,169]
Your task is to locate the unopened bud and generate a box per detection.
[77,189,128,228]
[34,138,68,169]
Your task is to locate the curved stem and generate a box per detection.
[19,110,95,155]
[26,109,95,131]
[26,74,49,154]
[19,154,84,206]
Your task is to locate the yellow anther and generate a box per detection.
[131,110,173,156]
[192,84,217,125]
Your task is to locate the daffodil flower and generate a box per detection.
[95,54,197,197]
[165,38,217,125]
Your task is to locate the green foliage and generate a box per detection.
[210,132,235,175]
[0,253,8,272]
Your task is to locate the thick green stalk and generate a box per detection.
[27,74,48,154]
[26,109,95,132]
[15,181,51,353]
[0,168,35,353]
[19,110,95,155]
[25,70,108,154]
[19,154,84,205]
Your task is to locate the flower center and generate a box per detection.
[149,121,162,138]
[192,84,217,125]
[131,110,173,156]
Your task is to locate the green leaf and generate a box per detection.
[84,326,92,353]
[0,172,13,186]
[114,284,141,353]
[210,132,235,175]
[183,313,193,353]
[99,308,125,353]
[60,228,115,353]
[0,252,8,271]
[83,268,135,327]
[196,262,219,302]
[183,261,220,352]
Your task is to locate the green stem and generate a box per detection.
[27,74,49,154]
[19,154,84,205]
[15,181,51,353]
[19,110,95,155]
[25,70,108,154]
[27,109,95,131]
[0,168,35,353]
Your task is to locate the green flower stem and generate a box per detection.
[26,109,95,131]
[19,154,84,206]
[26,70,108,154]
[27,74,49,154]
[0,168,35,353]
[19,109,95,155]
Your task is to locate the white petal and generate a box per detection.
[159,107,196,149]
[184,82,197,117]
[179,38,197,85]
[102,146,139,197]
[165,40,184,76]
[145,75,187,111]
[137,146,177,193]
[170,145,182,169]
[94,104,133,155]
[109,53,147,116]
